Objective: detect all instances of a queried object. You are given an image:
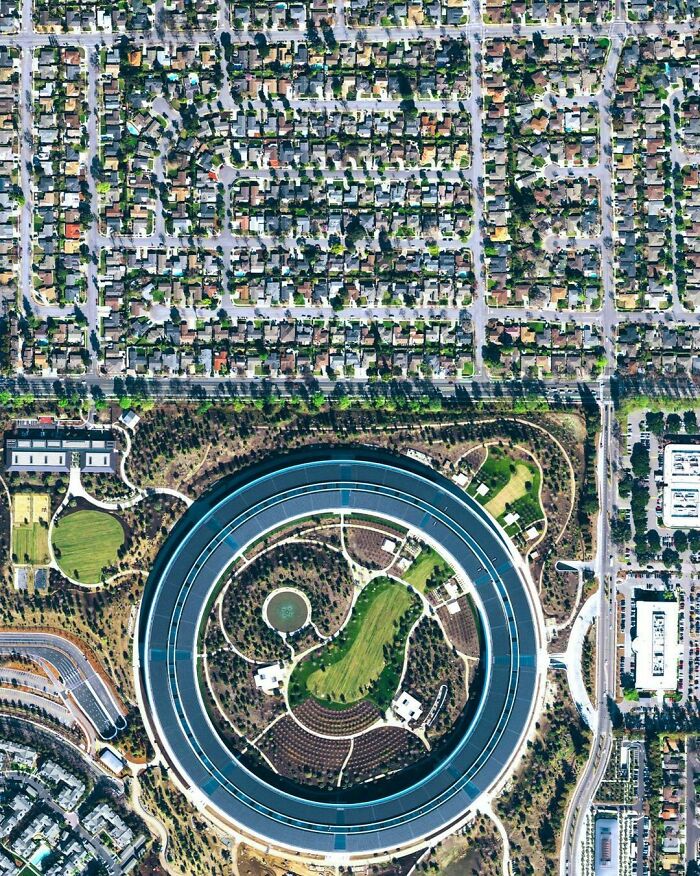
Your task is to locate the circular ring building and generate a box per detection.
[138,447,544,858]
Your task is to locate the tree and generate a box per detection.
[684,410,698,433]
[532,30,547,57]
[673,530,688,553]
[662,547,680,568]
[630,442,650,479]
[647,529,661,553]
[611,514,631,546]
[646,411,665,436]
[482,343,502,368]
[666,413,682,434]
[618,470,633,498]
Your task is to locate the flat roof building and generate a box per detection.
[594,816,619,876]
[99,748,126,775]
[4,423,117,474]
[632,596,680,694]
[663,444,700,527]
[394,691,423,724]
[254,663,284,695]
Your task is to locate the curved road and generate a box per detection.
[138,447,545,857]
[0,632,126,739]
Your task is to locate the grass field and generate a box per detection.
[467,447,514,502]
[470,448,544,531]
[485,463,533,519]
[53,510,125,583]
[403,545,454,592]
[290,576,422,708]
[12,493,50,566]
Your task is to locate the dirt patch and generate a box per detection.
[293,699,380,736]
[343,726,427,787]
[237,844,325,876]
[540,567,581,632]
[437,596,481,658]
[423,812,503,876]
[139,766,235,876]
[345,524,400,570]
[258,715,351,789]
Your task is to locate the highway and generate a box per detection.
[0,632,126,739]
[4,372,700,406]
[0,373,608,405]
[138,447,545,857]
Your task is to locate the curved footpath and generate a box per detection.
[138,447,545,858]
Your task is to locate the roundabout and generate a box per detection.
[137,447,546,858]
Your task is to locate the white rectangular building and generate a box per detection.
[632,598,680,693]
[663,444,700,527]
[394,691,423,724]
[594,816,619,876]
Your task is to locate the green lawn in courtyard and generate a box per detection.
[53,510,124,584]
[289,576,422,709]
[403,545,454,592]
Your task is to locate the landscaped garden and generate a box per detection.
[468,446,544,532]
[190,472,531,798]
[403,545,455,592]
[221,539,355,662]
[289,576,422,709]
[199,509,487,795]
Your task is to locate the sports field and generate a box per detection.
[52,510,125,583]
[12,493,50,566]
[291,576,421,707]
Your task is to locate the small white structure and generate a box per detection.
[504,512,520,527]
[99,748,125,775]
[447,600,461,615]
[443,581,459,601]
[119,410,141,430]
[525,526,539,541]
[631,598,680,693]
[663,444,700,527]
[394,691,423,724]
[254,663,284,695]
[476,483,489,497]
[381,538,397,554]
